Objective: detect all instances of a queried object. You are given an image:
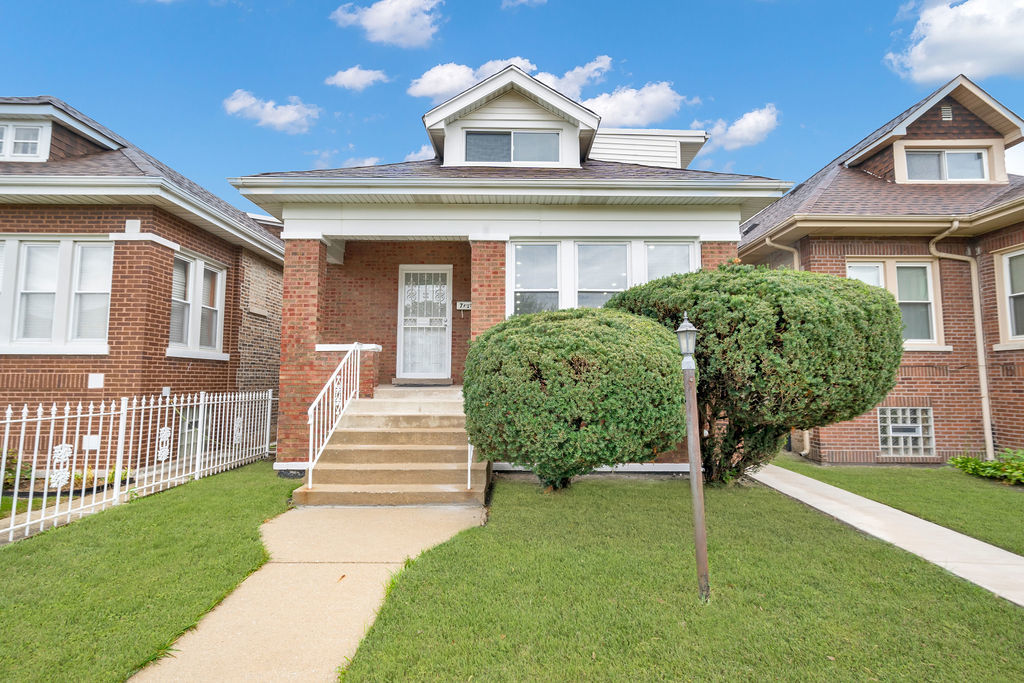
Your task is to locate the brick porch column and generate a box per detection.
[277,239,328,464]
[701,241,739,269]
[469,241,507,340]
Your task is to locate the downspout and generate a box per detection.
[929,220,996,461]
[765,236,801,270]
[764,236,810,454]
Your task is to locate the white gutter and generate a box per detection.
[230,176,791,193]
[928,220,995,461]
[0,175,284,263]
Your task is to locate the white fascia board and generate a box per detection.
[422,67,601,132]
[0,103,120,150]
[0,175,284,263]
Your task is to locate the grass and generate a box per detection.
[0,460,300,681]
[774,452,1024,556]
[343,476,1024,681]
[0,494,45,520]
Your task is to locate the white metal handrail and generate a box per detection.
[307,345,362,487]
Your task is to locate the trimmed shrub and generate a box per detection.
[463,308,686,489]
[950,450,1024,485]
[606,264,903,483]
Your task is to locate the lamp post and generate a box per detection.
[676,312,710,603]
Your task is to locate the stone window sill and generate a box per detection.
[903,343,954,353]
[165,347,230,362]
[0,343,109,355]
[992,340,1024,352]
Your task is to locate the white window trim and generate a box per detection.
[506,238,700,317]
[892,138,1005,184]
[509,241,561,316]
[0,121,52,162]
[993,246,1024,351]
[165,253,228,360]
[846,257,948,351]
[463,129,562,167]
[0,237,112,355]
[905,148,989,182]
[574,241,631,308]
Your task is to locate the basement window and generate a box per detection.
[879,407,934,457]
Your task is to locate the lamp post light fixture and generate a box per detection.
[676,312,710,602]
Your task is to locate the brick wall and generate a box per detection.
[237,250,283,391]
[0,205,281,406]
[322,241,473,384]
[977,222,1024,450]
[470,241,506,340]
[702,241,738,269]
[796,235,988,463]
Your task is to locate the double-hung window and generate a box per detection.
[1006,249,1024,339]
[576,243,629,308]
[906,149,987,181]
[508,239,696,315]
[0,238,113,353]
[0,122,49,161]
[846,260,939,344]
[167,254,226,359]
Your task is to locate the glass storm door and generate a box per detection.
[397,266,452,379]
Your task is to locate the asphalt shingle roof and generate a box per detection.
[0,96,281,249]
[248,158,775,182]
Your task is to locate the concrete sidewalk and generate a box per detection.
[750,464,1024,608]
[134,505,485,682]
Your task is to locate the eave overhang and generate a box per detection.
[0,175,284,262]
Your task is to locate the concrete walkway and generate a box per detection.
[750,464,1024,607]
[134,505,485,682]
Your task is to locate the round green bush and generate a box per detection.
[463,308,686,489]
[606,264,903,483]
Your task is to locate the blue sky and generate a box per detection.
[4,0,1024,213]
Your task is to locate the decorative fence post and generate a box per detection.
[112,397,129,504]
[194,391,208,481]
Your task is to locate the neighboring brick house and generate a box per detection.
[231,65,790,473]
[0,97,285,406]
[740,75,1024,464]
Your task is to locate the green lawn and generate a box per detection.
[1,494,45,520]
[344,477,1024,681]
[0,460,299,681]
[774,452,1024,556]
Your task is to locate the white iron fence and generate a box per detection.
[1,390,275,543]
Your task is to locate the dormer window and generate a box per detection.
[0,122,51,162]
[465,130,559,164]
[906,149,987,181]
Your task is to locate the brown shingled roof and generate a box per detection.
[248,158,775,182]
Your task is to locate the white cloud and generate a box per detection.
[342,156,381,167]
[1006,144,1024,175]
[330,0,443,48]
[696,104,780,153]
[308,149,339,169]
[501,0,546,8]
[404,144,435,161]
[325,65,389,91]
[581,82,693,127]
[886,0,1024,83]
[222,89,320,134]
[408,55,609,104]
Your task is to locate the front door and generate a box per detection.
[396,265,452,379]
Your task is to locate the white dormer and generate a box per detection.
[422,66,601,169]
[0,121,52,162]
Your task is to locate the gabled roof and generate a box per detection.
[739,75,1024,252]
[0,96,283,262]
[420,65,602,161]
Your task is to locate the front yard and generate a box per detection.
[0,460,299,681]
[343,476,1024,681]
[774,452,1024,556]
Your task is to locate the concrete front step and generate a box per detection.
[346,399,464,415]
[372,386,464,401]
[312,462,488,486]
[341,413,466,429]
[330,427,468,447]
[292,482,486,506]
[319,444,469,464]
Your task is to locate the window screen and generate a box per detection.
[466,132,511,162]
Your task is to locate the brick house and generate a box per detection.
[231,66,789,502]
[0,97,285,406]
[740,75,1024,464]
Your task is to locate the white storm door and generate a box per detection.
[397,265,453,379]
